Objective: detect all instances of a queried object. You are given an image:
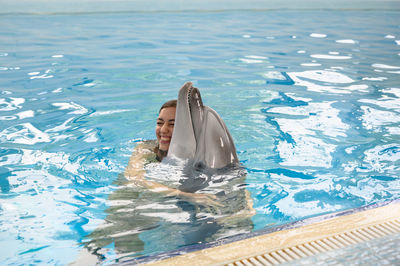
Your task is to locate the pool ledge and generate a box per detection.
[144,200,400,265]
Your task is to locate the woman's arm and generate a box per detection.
[124,142,221,207]
[124,142,175,193]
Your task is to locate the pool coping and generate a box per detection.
[118,198,400,265]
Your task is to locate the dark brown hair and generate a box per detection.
[159,99,177,113]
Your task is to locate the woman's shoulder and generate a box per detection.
[134,140,158,163]
[135,139,157,152]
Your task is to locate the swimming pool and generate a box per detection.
[1,6,400,265]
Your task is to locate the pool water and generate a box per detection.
[1,9,400,265]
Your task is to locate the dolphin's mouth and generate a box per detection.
[187,85,193,112]
[186,84,203,114]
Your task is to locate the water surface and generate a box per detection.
[0,10,399,264]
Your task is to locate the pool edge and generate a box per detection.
[135,199,400,265]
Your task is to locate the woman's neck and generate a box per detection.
[155,146,168,162]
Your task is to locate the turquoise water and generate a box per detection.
[1,10,400,264]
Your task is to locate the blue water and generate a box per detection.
[1,10,400,264]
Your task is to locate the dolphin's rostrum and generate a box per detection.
[168,82,239,169]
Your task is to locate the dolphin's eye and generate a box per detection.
[194,161,205,170]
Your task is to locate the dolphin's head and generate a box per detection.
[167,82,239,169]
[167,82,198,159]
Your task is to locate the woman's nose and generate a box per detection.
[160,123,169,133]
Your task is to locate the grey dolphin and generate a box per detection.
[167,82,239,169]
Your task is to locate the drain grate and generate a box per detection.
[226,219,400,266]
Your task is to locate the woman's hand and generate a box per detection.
[126,176,223,210]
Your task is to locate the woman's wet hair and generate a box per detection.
[159,99,177,113]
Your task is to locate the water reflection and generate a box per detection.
[310,33,327,38]
[0,97,25,111]
[310,54,352,60]
[336,39,357,44]
[0,123,51,145]
[286,70,370,94]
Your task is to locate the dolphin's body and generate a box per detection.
[167,82,239,169]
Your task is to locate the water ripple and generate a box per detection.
[0,123,51,145]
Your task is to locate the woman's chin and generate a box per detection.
[159,145,169,151]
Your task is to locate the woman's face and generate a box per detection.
[156,107,176,151]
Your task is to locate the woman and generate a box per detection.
[124,100,220,206]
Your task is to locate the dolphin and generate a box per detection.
[167,82,239,169]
